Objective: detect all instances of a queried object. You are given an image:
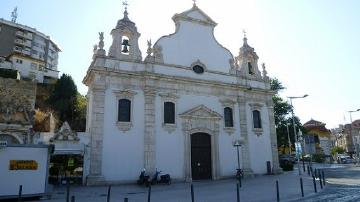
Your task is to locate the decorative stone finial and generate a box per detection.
[243,30,248,46]
[146,39,152,56]
[192,0,197,6]
[123,0,129,20]
[262,63,269,80]
[98,32,104,50]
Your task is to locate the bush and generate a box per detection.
[312,153,325,163]
[280,160,294,171]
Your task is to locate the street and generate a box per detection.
[290,165,360,202]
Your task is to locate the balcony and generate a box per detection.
[22,49,31,55]
[13,46,22,53]
[15,31,24,37]
[14,39,32,47]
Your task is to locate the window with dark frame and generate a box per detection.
[248,62,253,75]
[224,107,234,127]
[118,99,131,122]
[164,102,175,124]
[252,110,262,128]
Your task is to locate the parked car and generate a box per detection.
[279,154,296,164]
[338,156,353,164]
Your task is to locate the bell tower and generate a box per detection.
[235,35,262,79]
[108,5,142,61]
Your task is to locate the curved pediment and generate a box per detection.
[179,105,222,119]
[153,5,234,73]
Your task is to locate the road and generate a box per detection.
[290,165,360,202]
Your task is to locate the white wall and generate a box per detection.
[246,103,273,174]
[101,88,145,182]
[0,146,49,197]
[155,20,233,73]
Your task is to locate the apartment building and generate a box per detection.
[0,18,60,83]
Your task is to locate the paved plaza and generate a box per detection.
[36,167,325,202]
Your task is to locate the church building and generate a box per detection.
[83,3,280,185]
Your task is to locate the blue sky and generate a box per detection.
[1,0,359,128]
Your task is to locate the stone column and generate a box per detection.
[87,87,106,185]
[144,87,156,173]
[267,99,282,173]
[238,97,253,176]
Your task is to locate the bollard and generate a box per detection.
[124,198,129,202]
[319,172,323,189]
[107,185,112,202]
[307,165,310,176]
[314,169,317,179]
[66,179,70,202]
[302,159,305,172]
[312,175,317,193]
[317,169,321,180]
[300,178,304,197]
[147,185,151,202]
[236,183,240,202]
[18,185,22,202]
[239,175,242,188]
[71,196,75,202]
[276,180,280,202]
[322,170,326,186]
[310,167,313,176]
[191,184,195,202]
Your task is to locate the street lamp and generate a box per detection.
[288,94,308,175]
[233,140,242,186]
[349,108,360,165]
[286,123,291,155]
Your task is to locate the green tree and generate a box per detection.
[49,74,86,131]
[331,146,345,156]
[270,78,303,152]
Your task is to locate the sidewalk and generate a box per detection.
[40,168,324,202]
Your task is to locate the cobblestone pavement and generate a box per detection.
[34,169,318,202]
[290,165,360,202]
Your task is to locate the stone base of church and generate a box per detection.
[86,175,106,186]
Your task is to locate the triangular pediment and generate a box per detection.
[172,5,217,26]
[179,105,222,119]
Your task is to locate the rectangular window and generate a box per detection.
[31,63,37,70]
[164,102,175,124]
[118,99,131,122]
[253,110,262,129]
[224,107,234,127]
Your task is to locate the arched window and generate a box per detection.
[252,110,262,128]
[224,107,234,127]
[118,99,131,122]
[164,102,175,124]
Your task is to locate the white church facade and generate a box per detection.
[83,3,280,185]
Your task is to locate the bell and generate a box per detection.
[122,45,129,53]
[122,39,130,46]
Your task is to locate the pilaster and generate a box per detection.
[238,97,253,176]
[144,87,157,173]
[87,87,106,185]
[266,99,282,174]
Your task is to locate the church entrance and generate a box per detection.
[191,133,212,180]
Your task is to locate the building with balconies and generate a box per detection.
[0,18,60,83]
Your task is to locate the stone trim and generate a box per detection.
[159,92,179,133]
[144,87,157,173]
[220,98,236,135]
[249,102,264,136]
[113,90,137,132]
[237,97,253,176]
[181,114,220,181]
[266,100,282,173]
[87,88,106,185]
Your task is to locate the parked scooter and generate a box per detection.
[137,168,150,186]
[150,170,171,185]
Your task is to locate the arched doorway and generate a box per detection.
[0,134,21,144]
[191,133,212,180]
